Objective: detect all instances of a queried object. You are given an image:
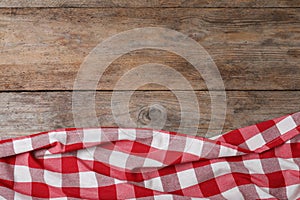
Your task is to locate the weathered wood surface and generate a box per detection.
[0,8,299,91]
[0,91,299,139]
[0,6,299,139]
[0,0,299,8]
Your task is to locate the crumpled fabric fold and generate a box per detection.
[0,112,299,199]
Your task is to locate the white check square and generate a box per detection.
[44,170,62,187]
[219,145,238,157]
[13,138,33,154]
[211,161,231,177]
[278,158,299,171]
[177,169,198,189]
[109,151,129,168]
[154,195,173,200]
[144,177,164,192]
[49,131,67,145]
[222,187,244,199]
[243,159,264,174]
[77,147,96,161]
[14,192,32,200]
[79,171,98,188]
[245,134,265,151]
[143,158,163,168]
[14,165,32,182]
[151,131,170,150]
[184,137,203,156]
[286,184,300,199]
[114,178,126,184]
[276,116,297,134]
[118,128,136,140]
[83,128,102,143]
[254,185,272,198]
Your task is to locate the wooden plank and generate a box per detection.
[0,91,299,139]
[0,8,299,91]
[0,0,299,8]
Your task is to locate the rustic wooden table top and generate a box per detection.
[0,1,299,139]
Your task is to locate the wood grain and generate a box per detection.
[0,7,299,139]
[0,8,299,91]
[0,0,299,8]
[0,91,299,139]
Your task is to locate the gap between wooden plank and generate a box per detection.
[1,89,300,92]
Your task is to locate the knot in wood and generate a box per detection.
[137,104,167,130]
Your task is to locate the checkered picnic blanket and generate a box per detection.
[0,112,299,199]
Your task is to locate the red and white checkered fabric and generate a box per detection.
[0,112,299,199]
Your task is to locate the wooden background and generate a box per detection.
[0,1,299,139]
